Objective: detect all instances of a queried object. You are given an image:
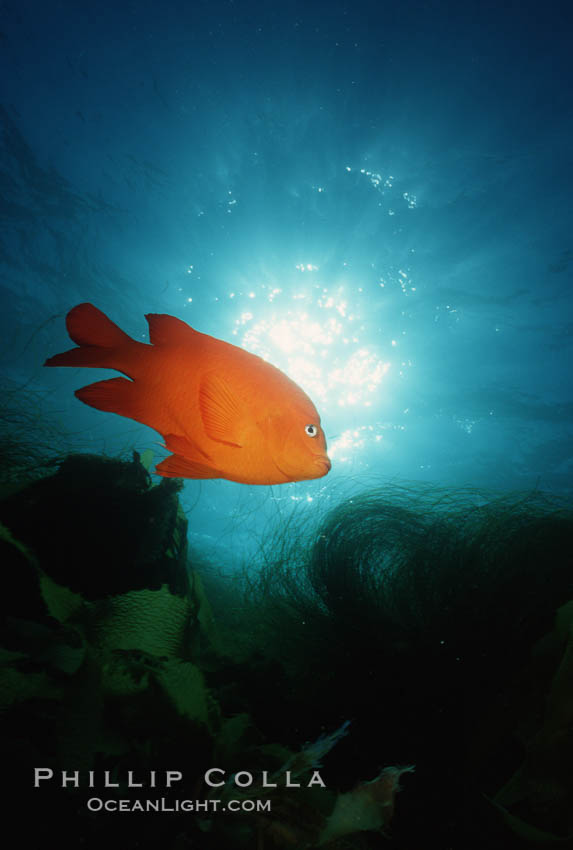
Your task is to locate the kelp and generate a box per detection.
[7,453,572,847]
[0,381,64,494]
[0,453,411,850]
[492,599,573,841]
[238,484,573,847]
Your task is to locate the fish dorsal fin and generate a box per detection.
[199,372,244,447]
[145,313,200,347]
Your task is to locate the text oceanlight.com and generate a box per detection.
[85,798,271,813]
[32,768,327,815]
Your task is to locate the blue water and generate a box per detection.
[1,0,572,563]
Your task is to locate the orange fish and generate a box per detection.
[45,303,331,485]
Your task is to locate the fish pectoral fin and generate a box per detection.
[163,433,211,461]
[199,372,244,447]
[155,454,220,479]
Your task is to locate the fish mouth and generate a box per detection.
[273,456,331,482]
[314,457,332,476]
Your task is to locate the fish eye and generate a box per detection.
[305,424,319,438]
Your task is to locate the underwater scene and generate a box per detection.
[1,0,573,847]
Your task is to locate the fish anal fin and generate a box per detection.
[163,433,211,461]
[155,454,220,479]
[199,372,243,447]
[146,313,201,347]
[75,377,138,416]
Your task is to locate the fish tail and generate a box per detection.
[44,303,134,368]
[45,304,152,424]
